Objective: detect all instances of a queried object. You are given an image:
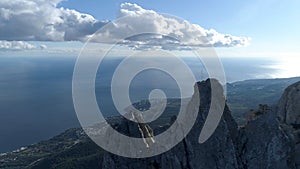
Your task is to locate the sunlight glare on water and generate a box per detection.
[267,57,300,78]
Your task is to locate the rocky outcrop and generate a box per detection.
[237,80,300,169]
[2,79,299,169]
[100,79,241,169]
[277,81,300,126]
[100,79,299,169]
[99,79,298,169]
[239,106,295,169]
[277,81,300,168]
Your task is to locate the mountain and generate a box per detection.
[227,76,300,124]
[1,78,300,169]
[276,81,300,168]
[0,75,298,154]
[277,81,300,127]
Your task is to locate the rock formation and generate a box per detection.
[99,79,241,169]
[99,79,297,169]
[2,79,300,169]
[239,106,295,169]
[276,81,300,168]
[277,81,300,127]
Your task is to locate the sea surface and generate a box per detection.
[0,56,297,152]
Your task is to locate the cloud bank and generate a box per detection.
[0,0,108,41]
[95,3,250,50]
[0,40,36,50]
[0,0,250,50]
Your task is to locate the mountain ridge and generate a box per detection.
[1,78,300,169]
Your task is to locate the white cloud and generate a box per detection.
[0,0,108,41]
[0,40,36,50]
[39,44,47,50]
[0,1,250,50]
[96,3,250,50]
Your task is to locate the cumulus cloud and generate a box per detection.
[0,40,36,50]
[93,3,250,50]
[0,1,250,50]
[0,0,108,41]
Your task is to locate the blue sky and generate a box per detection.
[58,0,300,52]
[0,0,299,58]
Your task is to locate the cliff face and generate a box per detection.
[237,81,300,169]
[237,80,300,169]
[1,79,299,169]
[99,79,296,169]
[276,81,300,168]
[100,79,241,169]
[239,107,295,169]
[277,81,300,126]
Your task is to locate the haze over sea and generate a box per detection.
[0,56,298,153]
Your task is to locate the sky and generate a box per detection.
[0,0,299,58]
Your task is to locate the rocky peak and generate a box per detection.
[277,81,300,128]
[99,78,240,169]
[2,79,299,169]
[276,81,300,169]
[239,105,295,169]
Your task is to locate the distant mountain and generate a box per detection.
[0,73,298,154]
[227,76,300,124]
[1,78,300,169]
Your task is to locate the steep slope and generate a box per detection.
[277,81,300,127]
[276,81,300,168]
[0,79,240,169]
[227,76,300,124]
[1,79,299,169]
[238,105,295,169]
[34,79,240,169]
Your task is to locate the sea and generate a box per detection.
[0,55,298,152]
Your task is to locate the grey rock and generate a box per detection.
[100,79,299,169]
[4,79,299,169]
[294,130,300,143]
[295,144,300,169]
[102,154,117,169]
[277,81,300,126]
[101,79,240,169]
[238,107,295,169]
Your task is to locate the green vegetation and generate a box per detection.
[0,128,92,169]
[227,77,300,125]
[1,77,300,168]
